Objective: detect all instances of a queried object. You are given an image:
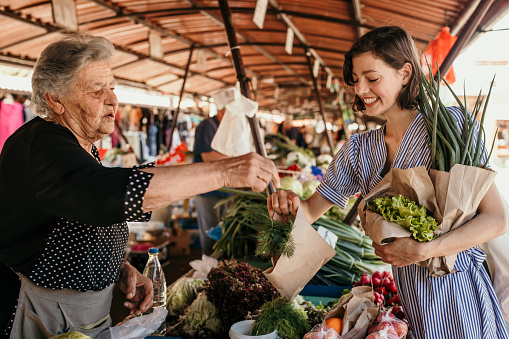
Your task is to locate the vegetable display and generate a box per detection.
[266,133,316,168]
[213,188,269,259]
[418,62,496,171]
[311,216,388,286]
[367,195,438,242]
[177,293,221,338]
[166,277,205,316]
[251,296,310,339]
[280,176,304,197]
[206,260,281,337]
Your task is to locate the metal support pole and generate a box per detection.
[436,0,494,79]
[168,44,195,151]
[305,51,335,156]
[218,0,275,195]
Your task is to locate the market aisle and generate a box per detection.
[110,247,202,325]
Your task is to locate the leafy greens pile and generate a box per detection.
[206,260,281,337]
[166,277,205,316]
[368,195,438,242]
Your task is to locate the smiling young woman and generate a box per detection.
[267,26,508,339]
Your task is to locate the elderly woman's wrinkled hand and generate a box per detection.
[220,152,280,192]
[118,261,154,315]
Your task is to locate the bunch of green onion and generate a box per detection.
[417,61,497,171]
[312,216,387,286]
[213,188,270,259]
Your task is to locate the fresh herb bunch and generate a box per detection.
[255,218,295,259]
[206,260,281,337]
[418,61,497,171]
[252,296,310,339]
[368,195,438,242]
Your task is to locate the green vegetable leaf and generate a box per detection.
[368,195,438,242]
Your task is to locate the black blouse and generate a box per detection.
[0,117,154,334]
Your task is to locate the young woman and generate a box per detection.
[267,26,508,338]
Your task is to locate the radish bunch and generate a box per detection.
[353,271,403,314]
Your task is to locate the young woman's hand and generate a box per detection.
[267,189,301,219]
[372,237,432,267]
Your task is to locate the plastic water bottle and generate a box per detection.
[143,247,167,308]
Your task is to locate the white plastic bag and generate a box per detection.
[479,195,509,322]
[189,254,219,279]
[211,85,258,157]
[97,307,168,339]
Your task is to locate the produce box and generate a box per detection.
[169,228,191,257]
[176,218,200,249]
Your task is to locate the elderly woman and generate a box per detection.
[0,33,279,338]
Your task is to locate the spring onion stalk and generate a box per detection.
[419,60,496,171]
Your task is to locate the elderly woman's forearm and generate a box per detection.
[140,161,224,211]
[140,153,280,212]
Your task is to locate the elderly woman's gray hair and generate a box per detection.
[31,32,115,118]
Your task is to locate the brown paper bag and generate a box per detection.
[359,164,496,276]
[263,208,336,300]
[324,286,378,339]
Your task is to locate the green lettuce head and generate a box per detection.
[368,194,438,242]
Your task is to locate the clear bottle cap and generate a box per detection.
[148,247,159,254]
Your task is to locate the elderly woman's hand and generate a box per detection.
[118,261,154,315]
[220,152,280,192]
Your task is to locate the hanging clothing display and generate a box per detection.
[0,99,24,152]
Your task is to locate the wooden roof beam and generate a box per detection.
[87,0,257,79]
[268,0,339,91]
[183,0,308,85]
[352,0,366,38]
[0,6,229,88]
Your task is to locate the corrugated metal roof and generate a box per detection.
[0,0,508,116]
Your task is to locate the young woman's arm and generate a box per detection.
[267,190,335,224]
[373,182,508,267]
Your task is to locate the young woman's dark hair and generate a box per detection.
[343,26,422,112]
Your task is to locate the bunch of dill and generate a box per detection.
[255,218,295,259]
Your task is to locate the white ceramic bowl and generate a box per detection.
[229,320,278,339]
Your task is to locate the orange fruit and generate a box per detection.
[325,317,343,333]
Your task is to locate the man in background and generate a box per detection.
[192,106,231,255]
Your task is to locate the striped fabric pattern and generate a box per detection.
[316,108,508,339]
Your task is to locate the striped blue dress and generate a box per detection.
[316,107,508,339]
